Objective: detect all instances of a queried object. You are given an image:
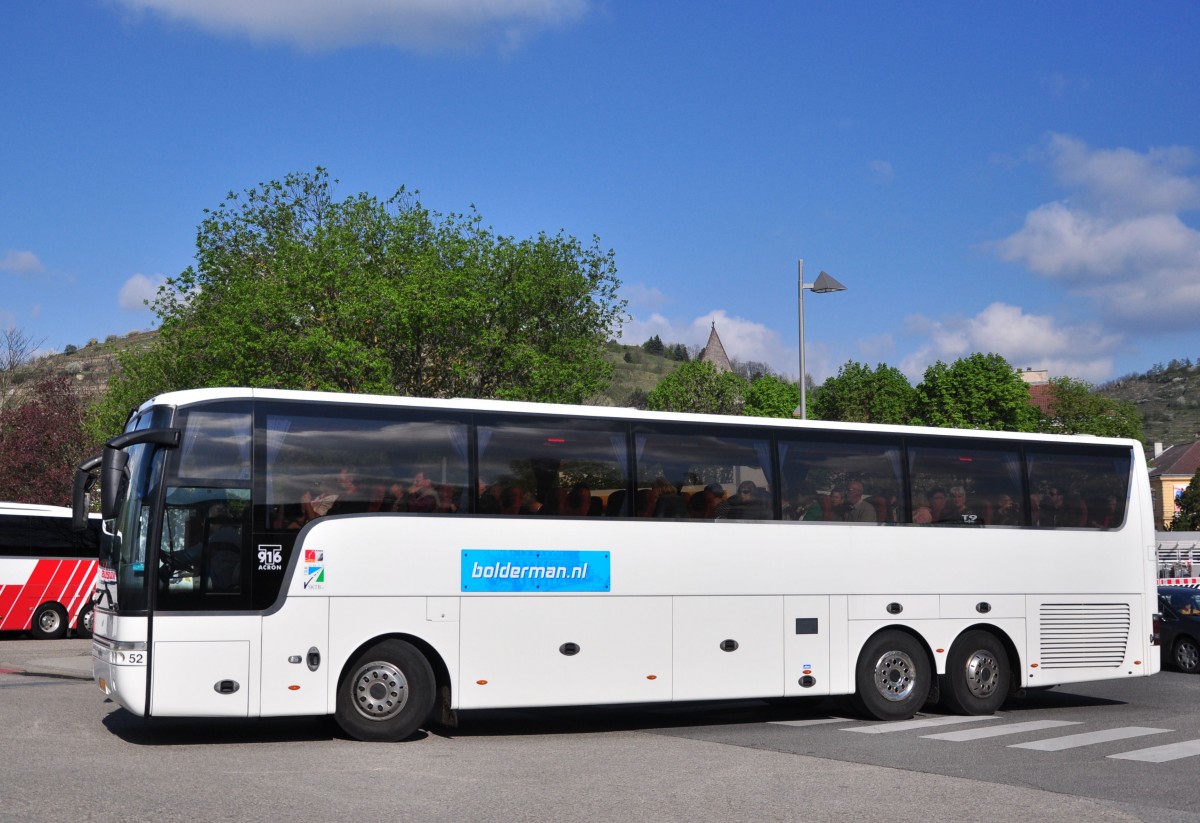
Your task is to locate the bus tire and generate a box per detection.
[851,630,929,721]
[941,630,1009,715]
[31,602,69,640]
[335,639,435,742]
[75,603,95,639]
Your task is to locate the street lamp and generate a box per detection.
[796,259,847,420]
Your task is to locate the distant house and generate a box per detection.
[1018,368,1053,414]
[1149,440,1200,530]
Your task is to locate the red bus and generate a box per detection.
[0,503,100,639]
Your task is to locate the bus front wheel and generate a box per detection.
[851,631,930,721]
[31,603,68,640]
[335,639,436,742]
[941,631,1009,715]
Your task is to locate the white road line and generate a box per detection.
[1009,727,1172,751]
[1108,739,1200,763]
[922,719,1081,741]
[844,715,1001,734]
[768,717,853,728]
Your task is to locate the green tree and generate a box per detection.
[1037,376,1143,441]
[913,353,1039,431]
[93,169,625,438]
[1170,466,1200,531]
[646,360,747,415]
[642,335,665,356]
[743,374,801,418]
[811,361,915,424]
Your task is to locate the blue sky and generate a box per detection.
[3,1,1198,386]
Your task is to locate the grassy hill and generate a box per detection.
[1097,360,1200,449]
[10,330,1198,451]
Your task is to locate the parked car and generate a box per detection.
[1158,586,1200,674]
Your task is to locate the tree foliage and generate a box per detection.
[0,374,96,506]
[912,353,1039,431]
[93,169,626,438]
[646,361,747,415]
[1171,466,1200,531]
[1037,376,1143,441]
[743,374,801,418]
[812,361,915,424]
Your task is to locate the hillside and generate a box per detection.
[1097,360,1200,449]
[10,332,1198,451]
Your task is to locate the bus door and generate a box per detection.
[149,485,260,717]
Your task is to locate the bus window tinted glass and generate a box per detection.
[476,417,628,516]
[634,426,773,520]
[777,435,902,524]
[263,407,469,528]
[176,406,252,482]
[908,440,1023,527]
[158,487,250,606]
[1026,444,1131,530]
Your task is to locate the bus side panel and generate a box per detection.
[260,596,329,717]
[1025,594,1150,687]
[783,595,832,697]
[673,595,784,701]
[149,615,261,717]
[458,596,672,709]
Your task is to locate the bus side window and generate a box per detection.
[634,425,774,521]
[777,434,902,524]
[475,415,629,518]
[1025,444,1132,530]
[907,440,1022,527]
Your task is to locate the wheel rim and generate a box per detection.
[350,660,409,721]
[872,649,918,702]
[962,648,1001,699]
[81,608,94,634]
[38,609,62,634]
[1177,641,1199,672]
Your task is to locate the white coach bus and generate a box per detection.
[75,388,1159,741]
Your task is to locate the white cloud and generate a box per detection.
[0,250,46,274]
[119,273,167,312]
[900,302,1120,382]
[621,282,671,312]
[113,0,590,53]
[993,134,1200,333]
[866,160,894,184]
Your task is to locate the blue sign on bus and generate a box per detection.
[461,549,611,592]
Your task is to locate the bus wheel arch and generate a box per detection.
[850,627,934,721]
[30,601,69,640]
[940,627,1016,715]
[334,634,445,742]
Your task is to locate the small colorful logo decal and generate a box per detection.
[303,564,325,590]
[461,550,610,593]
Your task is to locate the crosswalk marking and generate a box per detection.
[921,719,1081,741]
[1009,727,1171,751]
[1107,739,1200,763]
[844,715,1001,734]
[768,717,853,728]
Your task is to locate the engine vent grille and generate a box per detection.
[1038,603,1130,669]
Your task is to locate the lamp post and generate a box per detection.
[796,259,847,420]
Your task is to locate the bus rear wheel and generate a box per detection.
[335,639,435,742]
[31,603,68,640]
[851,631,930,721]
[941,630,1009,715]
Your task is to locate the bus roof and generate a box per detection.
[135,386,1141,449]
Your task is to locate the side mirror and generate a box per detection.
[72,455,101,530]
